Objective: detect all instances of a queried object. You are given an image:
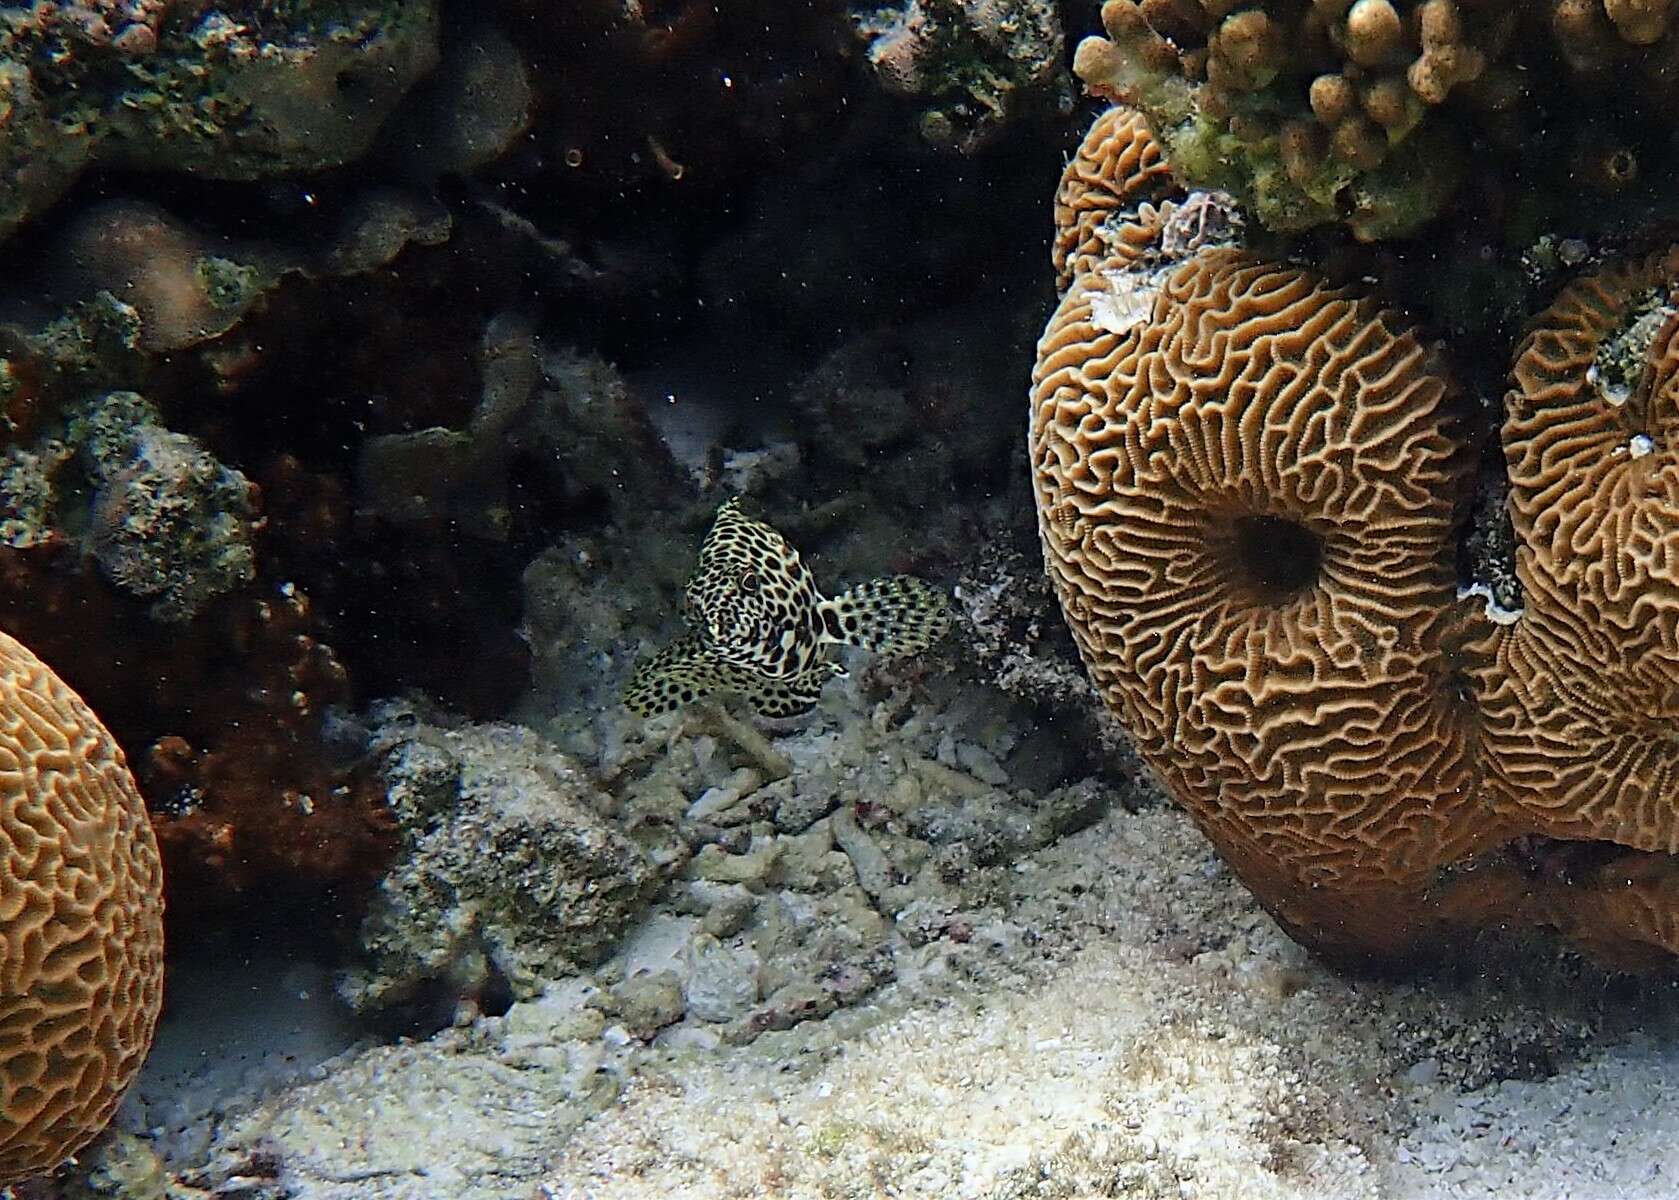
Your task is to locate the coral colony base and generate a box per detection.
[5,1,1679,1197]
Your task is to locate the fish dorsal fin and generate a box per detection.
[819,575,952,657]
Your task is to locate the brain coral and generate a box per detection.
[1032,229,1492,958]
[0,628,163,1183]
[1051,104,1175,288]
[1484,248,1679,855]
[1036,107,1679,968]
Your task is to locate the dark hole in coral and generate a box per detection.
[369,954,517,1041]
[1504,834,1642,886]
[477,966,516,1019]
[334,69,373,99]
[1605,148,1638,186]
[1230,514,1322,599]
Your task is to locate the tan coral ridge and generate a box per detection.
[1474,244,1679,964]
[0,628,163,1183]
[1031,104,1679,966]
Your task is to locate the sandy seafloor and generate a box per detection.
[117,672,1679,1200]
[535,806,1679,1200]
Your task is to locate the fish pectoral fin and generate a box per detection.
[623,633,732,717]
[823,576,953,658]
[625,634,832,719]
[737,667,830,719]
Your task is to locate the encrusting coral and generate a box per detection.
[1032,104,1679,966]
[0,628,164,1184]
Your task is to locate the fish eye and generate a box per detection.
[738,570,759,593]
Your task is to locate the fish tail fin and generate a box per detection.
[823,576,952,658]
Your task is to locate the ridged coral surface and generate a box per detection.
[1488,249,1679,853]
[1034,106,1679,967]
[1031,241,1485,956]
[0,629,164,1183]
[1051,105,1174,288]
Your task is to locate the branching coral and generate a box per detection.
[1069,0,1679,240]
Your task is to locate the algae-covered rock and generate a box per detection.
[0,389,258,620]
[852,0,1071,152]
[0,1,440,243]
[344,709,665,1014]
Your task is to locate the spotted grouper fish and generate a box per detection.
[625,498,952,717]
